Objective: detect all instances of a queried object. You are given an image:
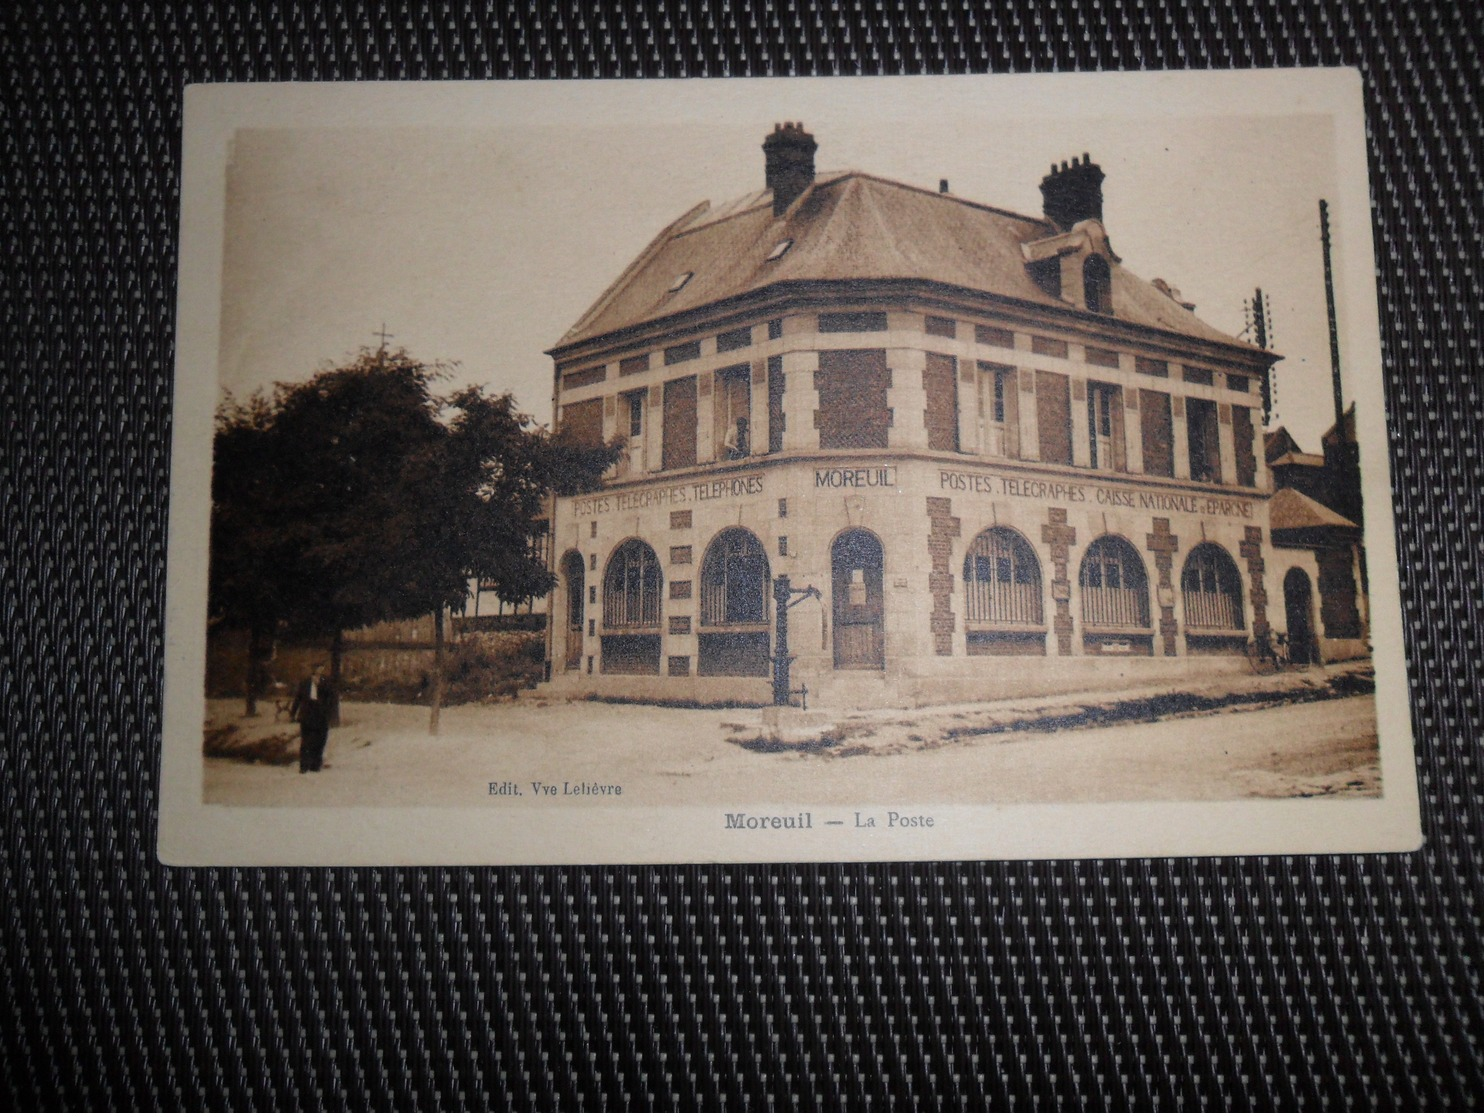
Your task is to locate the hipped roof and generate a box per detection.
[555,172,1265,354]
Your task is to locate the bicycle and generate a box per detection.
[1245,631,1290,676]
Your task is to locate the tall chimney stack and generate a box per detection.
[763,122,817,216]
[1039,152,1105,230]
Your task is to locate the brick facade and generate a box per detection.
[1147,517,1180,656]
[926,496,961,656]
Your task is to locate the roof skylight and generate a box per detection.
[766,239,793,262]
[668,272,694,292]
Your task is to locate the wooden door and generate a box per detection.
[832,530,885,669]
[563,551,585,669]
[1284,567,1317,665]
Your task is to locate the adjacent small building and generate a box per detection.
[537,124,1363,705]
[1266,412,1369,664]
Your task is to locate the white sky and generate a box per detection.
[217,76,1368,450]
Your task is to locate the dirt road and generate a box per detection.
[204,692,1378,808]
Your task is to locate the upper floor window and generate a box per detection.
[1087,381,1125,471]
[976,362,1018,458]
[1187,397,1222,483]
[714,364,752,459]
[1083,255,1112,314]
[615,390,646,478]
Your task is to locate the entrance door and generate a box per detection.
[832,529,885,669]
[1284,567,1317,665]
[563,551,585,670]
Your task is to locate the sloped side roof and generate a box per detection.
[557,172,1259,352]
[1269,486,1359,533]
[1265,426,1303,462]
[1270,451,1326,469]
[1322,402,1358,445]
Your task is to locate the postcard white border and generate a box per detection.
[160,70,1421,864]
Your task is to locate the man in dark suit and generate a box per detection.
[289,660,335,773]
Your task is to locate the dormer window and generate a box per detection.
[766,239,793,262]
[1083,255,1112,314]
[668,271,693,292]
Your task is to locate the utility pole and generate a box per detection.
[373,323,394,369]
[1319,200,1345,444]
[1252,286,1273,426]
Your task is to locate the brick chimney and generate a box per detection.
[763,122,817,216]
[1039,153,1105,230]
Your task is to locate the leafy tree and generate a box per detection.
[209,392,285,716]
[209,346,618,729]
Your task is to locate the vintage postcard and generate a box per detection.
[160,71,1421,864]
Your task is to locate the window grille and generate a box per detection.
[1080,536,1150,628]
[700,529,769,626]
[1181,544,1244,630]
[963,529,1043,625]
[603,540,662,628]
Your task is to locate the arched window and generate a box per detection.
[963,528,1043,625]
[603,539,662,628]
[1083,255,1112,315]
[1079,536,1150,628]
[1181,544,1244,630]
[700,529,769,626]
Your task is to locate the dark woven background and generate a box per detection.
[4,1,1480,1109]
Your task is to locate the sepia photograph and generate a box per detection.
[159,72,1420,863]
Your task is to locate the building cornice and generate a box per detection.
[566,445,1274,505]
[549,277,1279,375]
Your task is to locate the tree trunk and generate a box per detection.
[244,619,271,718]
[329,629,344,727]
[429,608,445,736]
